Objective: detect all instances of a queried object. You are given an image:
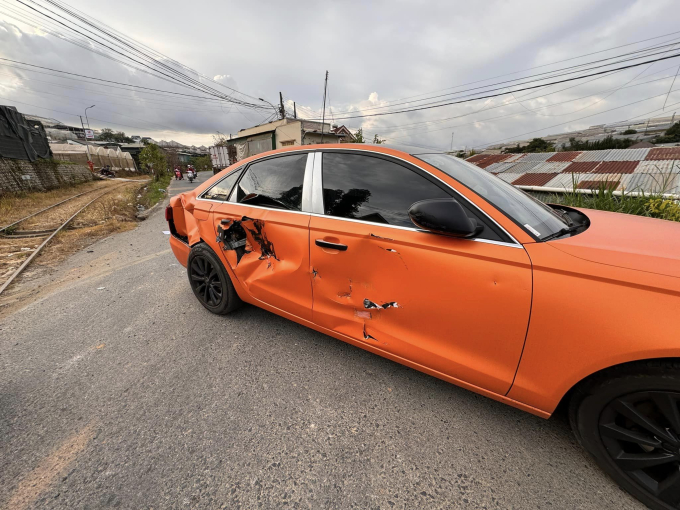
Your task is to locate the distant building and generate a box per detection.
[217,118,343,164]
[331,124,356,142]
[486,114,678,152]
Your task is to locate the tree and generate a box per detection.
[97,128,132,143]
[502,138,554,153]
[563,135,636,151]
[213,133,230,147]
[139,143,167,181]
[190,155,212,171]
[653,122,680,144]
[372,133,385,144]
[353,127,365,143]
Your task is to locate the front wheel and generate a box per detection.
[187,242,241,315]
[570,361,680,510]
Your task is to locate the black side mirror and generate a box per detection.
[408,198,483,238]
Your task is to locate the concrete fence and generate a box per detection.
[0,157,93,194]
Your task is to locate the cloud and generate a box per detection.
[1,0,679,148]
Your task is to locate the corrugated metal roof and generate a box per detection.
[485,162,518,173]
[646,147,680,160]
[635,160,680,173]
[547,151,582,162]
[562,161,600,173]
[604,148,651,161]
[577,178,620,190]
[620,173,680,194]
[466,154,489,163]
[474,154,514,168]
[501,161,541,173]
[545,173,586,190]
[529,162,571,173]
[512,173,559,186]
[518,152,553,162]
[573,150,613,162]
[495,172,521,183]
[503,153,526,163]
[592,161,638,174]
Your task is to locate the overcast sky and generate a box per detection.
[1,0,679,148]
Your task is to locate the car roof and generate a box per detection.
[297,142,447,156]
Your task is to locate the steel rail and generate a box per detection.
[0,182,134,296]
[0,185,106,234]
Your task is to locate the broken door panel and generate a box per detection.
[212,202,312,321]
[309,215,532,396]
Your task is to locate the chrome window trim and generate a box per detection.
[301,153,315,213]
[311,153,324,214]
[194,199,521,249]
[307,212,523,249]
[196,147,523,249]
[316,148,522,246]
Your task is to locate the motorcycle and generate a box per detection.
[187,171,194,183]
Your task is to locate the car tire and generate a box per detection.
[187,242,241,315]
[569,360,680,510]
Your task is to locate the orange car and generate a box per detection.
[167,144,680,510]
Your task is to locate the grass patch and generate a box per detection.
[139,172,171,209]
[535,178,680,222]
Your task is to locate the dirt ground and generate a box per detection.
[0,179,150,291]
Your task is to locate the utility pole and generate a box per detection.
[320,70,329,143]
[85,104,95,129]
[79,116,91,163]
[450,131,455,152]
[293,102,297,119]
[279,92,285,120]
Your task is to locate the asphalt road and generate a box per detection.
[0,174,643,509]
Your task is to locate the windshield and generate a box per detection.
[417,154,568,240]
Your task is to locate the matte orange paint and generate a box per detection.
[168,144,680,418]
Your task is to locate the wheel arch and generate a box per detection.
[556,357,680,415]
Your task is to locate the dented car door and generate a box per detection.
[309,151,532,395]
[209,152,313,320]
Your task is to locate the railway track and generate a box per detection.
[0,181,143,296]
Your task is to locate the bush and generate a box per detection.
[563,135,636,151]
[503,138,554,153]
[542,180,680,222]
[653,121,680,144]
[622,129,637,135]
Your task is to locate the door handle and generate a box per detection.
[315,239,348,251]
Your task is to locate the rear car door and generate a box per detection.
[206,152,313,321]
[309,151,532,395]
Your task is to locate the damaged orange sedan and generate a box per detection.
[167,144,680,510]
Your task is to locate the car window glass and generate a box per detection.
[230,154,307,211]
[417,154,567,239]
[321,152,450,227]
[202,167,243,201]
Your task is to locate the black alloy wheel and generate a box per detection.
[571,361,680,510]
[186,243,241,315]
[190,255,223,307]
[599,391,680,508]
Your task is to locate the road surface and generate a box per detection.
[0,174,643,509]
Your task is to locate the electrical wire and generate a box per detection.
[308,52,680,121]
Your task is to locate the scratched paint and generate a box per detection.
[364,298,400,310]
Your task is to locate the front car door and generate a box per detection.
[201,151,314,321]
[309,150,532,395]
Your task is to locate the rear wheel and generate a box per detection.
[570,361,680,510]
[187,242,241,315]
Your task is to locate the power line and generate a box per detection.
[382,71,678,140]
[309,52,680,121]
[472,90,679,149]
[19,0,267,108]
[333,30,680,113]
[44,0,263,104]
[0,57,269,105]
